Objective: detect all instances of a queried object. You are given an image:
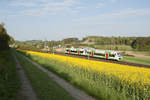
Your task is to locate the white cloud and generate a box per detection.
[96,0,119,9]
[96,3,105,8]
[10,0,80,16]
[78,8,150,22]
[105,8,150,18]
[9,1,36,7]
[64,0,76,5]
[71,8,150,35]
[110,0,119,3]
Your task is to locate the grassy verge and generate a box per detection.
[15,52,75,100]
[122,56,150,66]
[0,50,20,100]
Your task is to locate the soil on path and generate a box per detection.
[22,55,96,100]
[13,54,38,100]
[125,51,150,59]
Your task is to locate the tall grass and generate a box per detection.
[21,51,150,100]
[0,50,20,100]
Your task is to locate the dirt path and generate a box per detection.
[125,51,150,59]
[13,54,38,100]
[22,55,96,100]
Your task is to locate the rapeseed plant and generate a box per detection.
[25,50,150,85]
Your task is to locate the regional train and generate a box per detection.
[65,47,123,61]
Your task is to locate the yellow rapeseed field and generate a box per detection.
[25,51,150,86]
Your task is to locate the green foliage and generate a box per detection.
[82,36,150,51]
[83,36,135,46]
[73,43,133,51]
[131,40,137,49]
[9,36,15,45]
[16,52,74,100]
[48,40,61,47]
[17,43,41,51]
[0,24,10,50]
[15,36,150,51]
[0,50,20,100]
[131,37,150,51]
[62,37,79,44]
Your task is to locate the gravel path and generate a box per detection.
[13,54,38,100]
[22,55,96,100]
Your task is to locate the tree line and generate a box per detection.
[131,37,150,51]
[83,36,150,51]
[83,36,135,45]
[16,35,150,51]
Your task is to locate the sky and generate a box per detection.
[0,0,150,41]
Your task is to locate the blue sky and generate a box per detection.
[0,0,150,41]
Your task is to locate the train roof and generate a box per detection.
[66,47,122,53]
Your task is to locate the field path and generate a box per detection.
[22,55,96,100]
[13,54,38,100]
[125,51,150,58]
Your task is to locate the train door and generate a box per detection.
[78,50,80,55]
[105,53,109,60]
[83,49,88,55]
[68,50,71,54]
[91,51,94,57]
[114,53,121,60]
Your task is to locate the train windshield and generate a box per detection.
[117,53,122,57]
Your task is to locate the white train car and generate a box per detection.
[65,47,123,61]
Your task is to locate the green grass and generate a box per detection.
[122,56,150,66]
[15,52,75,100]
[0,50,20,100]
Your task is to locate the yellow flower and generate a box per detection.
[24,50,150,86]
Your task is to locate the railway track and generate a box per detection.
[53,52,150,68]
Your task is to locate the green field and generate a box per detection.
[0,50,20,100]
[122,56,150,66]
[16,52,74,100]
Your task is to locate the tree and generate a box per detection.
[0,24,10,50]
[9,36,15,45]
[131,37,150,51]
[131,40,137,49]
[62,38,78,44]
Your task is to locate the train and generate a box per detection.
[65,47,123,61]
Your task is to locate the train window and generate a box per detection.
[94,53,105,56]
[80,51,84,53]
[117,53,122,56]
[71,50,77,53]
[109,54,115,57]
